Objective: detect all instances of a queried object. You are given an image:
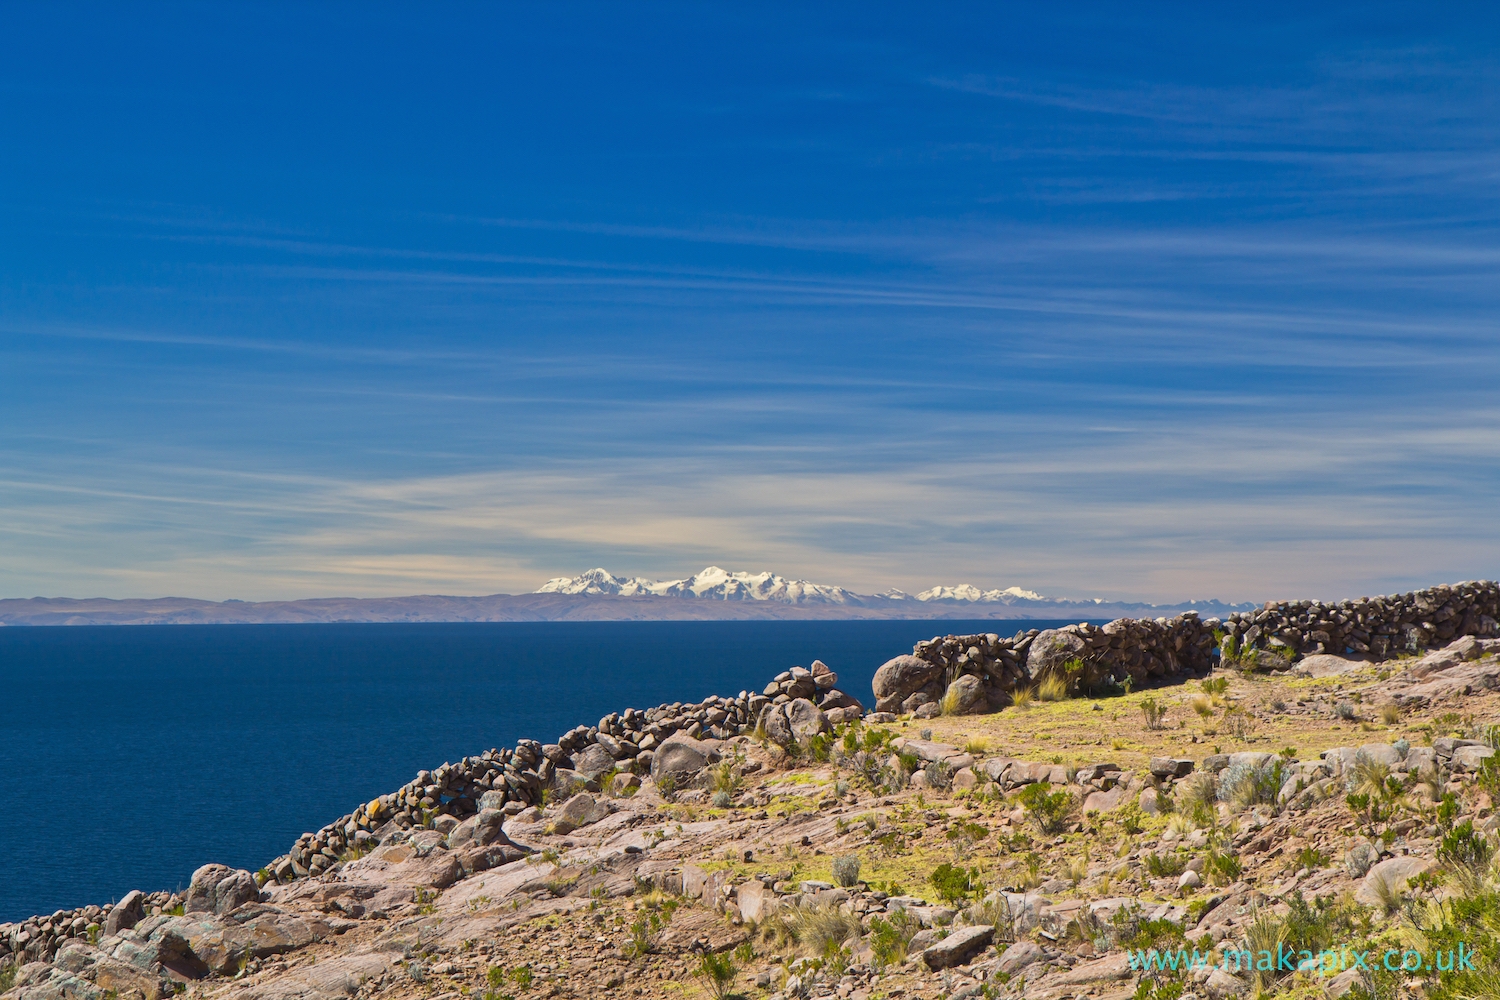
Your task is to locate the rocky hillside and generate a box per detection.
[6,586,1500,1000]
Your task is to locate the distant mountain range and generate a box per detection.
[535,567,1054,607]
[0,565,1256,625]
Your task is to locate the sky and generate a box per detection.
[2,3,1498,605]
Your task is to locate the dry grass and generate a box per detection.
[1037,673,1070,702]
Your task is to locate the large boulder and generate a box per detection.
[761,703,795,746]
[943,674,987,715]
[922,924,994,969]
[573,744,617,780]
[872,654,943,713]
[552,793,614,834]
[1354,857,1432,908]
[736,880,777,923]
[786,698,831,740]
[184,864,260,916]
[104,889,147,935]
[818,688,863,713]
[1294,654,1362,678]
[1025,629,1090,685]
[651,733,718,784]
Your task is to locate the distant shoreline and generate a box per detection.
[0,591,1242,626]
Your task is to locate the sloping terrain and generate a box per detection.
[6,639,1500,1000]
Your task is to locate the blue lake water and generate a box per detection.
[0,619,1083,922]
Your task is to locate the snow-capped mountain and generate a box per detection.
[535,567,1254,615]
[536,567,863,605]
[913,584,1047,603]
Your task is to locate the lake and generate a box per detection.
[0,619,1081,921]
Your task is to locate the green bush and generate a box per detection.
[868,910,920,968]
[1017,782,1074,834]
[929,863,983,904]
[1439,820,1493,875]
[693,951,737,1000]
[1144,853,1186,878]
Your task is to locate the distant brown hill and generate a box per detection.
[0,592,1244,625]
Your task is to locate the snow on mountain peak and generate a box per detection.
[536,567,861,604]
[914,584,1047,603]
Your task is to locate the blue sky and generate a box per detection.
[2,4,1498,603]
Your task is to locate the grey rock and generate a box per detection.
[786,698,831,741]
[1354,856,1431,907]
[761,703,791,745]
[811,660,838,690]
[651,733,719,783]
[184,865,260,916]
[1453,745,1496,771]
[871,654,944,713]
[552,793,613,834]
[922,924,994,969]
[1200,754,1231,773]
[1025,628,1089,682]
[573,744,616,780]
[942,674,988,715]
[817,688,863,712]
[1293,654,1362,678]
[1149,757,1195,779]
[104,890,147,936]
[1356,744,1403,768]
[996,940,1045,974]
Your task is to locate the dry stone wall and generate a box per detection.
[879,581,1500,716]
[263,663,862,887]
[1221,580,1500,660]
[878,614,1218,715]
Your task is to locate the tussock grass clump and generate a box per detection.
[1175,772,1218,815]
[1037,673,1070,702]
[789,901,862,957]
[1217,759,1284,811]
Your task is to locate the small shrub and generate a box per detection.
[694,950,737,1000]
[1291,846,1330,871]
[1200,677,1229,696]
[711,790,732,808]
[1438,820,1493,876]
[1380,703,1403,725]
[1010,687,1035,710]
[867,910,919,968]
[831,854,862,887]
[1017,782,1074,834]
[1438,791,1460,826]
[964,736,990,755]
[923,759,954,790]
[1144,853,1186,878]
[929,862,983,904]
[1478,756,1500,798]
[1335,701,1357,721]
[1140,697,1168,731]
[710,759,743,796]
[1205,846,1242,885]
